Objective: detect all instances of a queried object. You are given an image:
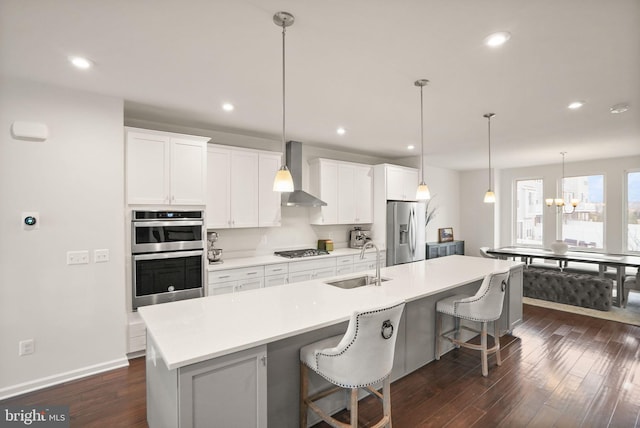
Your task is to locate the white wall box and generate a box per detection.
[207,145,281,229]
[309,159,373,225]
[126,127,209,205]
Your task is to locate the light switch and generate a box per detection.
[94,249,110,263]
[67,250,89,265]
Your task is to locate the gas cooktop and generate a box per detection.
[274,249,329,258]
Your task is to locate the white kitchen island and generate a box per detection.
[139,255,524,428]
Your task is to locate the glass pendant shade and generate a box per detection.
[483,190,496,203]
[416,182,431,200]
[273,165,294,192]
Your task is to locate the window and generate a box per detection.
[561,175,604,249]
[628,171,640,252]
[515,179,543,245]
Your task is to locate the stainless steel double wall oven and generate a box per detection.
[131,210,205,310]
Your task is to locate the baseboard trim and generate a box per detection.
[0,357,129,401]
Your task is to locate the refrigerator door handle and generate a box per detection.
[408,207,415,257]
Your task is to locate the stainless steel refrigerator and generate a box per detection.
[386,201,426,265]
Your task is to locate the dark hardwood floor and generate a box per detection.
[2,304,639,427]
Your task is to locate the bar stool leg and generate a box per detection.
[350,388,358,428]
[494,319,502,366]
[383,377,392,428]
[481,321,488,377]
[435,312,442,360]
[300,364,308,428]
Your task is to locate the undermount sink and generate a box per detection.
[325,275,391,289]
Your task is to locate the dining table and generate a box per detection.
[487,246,640,307]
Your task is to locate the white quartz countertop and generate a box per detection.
[206,247,380,271]
[139,255,522,370]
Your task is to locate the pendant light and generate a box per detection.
[272,11,295,192]
[545,152,579,213]
[415,79,431,200]
[483,113,496,203]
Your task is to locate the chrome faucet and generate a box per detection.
[360,241,382,286]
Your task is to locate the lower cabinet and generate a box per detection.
[146,335,267,428]
[426,240,465,259]
[288,258,337,283]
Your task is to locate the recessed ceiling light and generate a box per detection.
[484,32,511,47]
[69,56,93,70]
[568,101,585,110]
[407,145,415,150]
[336,127,346,135]
[222,103,234,112]
[610,103,629,114]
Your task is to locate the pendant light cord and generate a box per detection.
[281,24,286,155]
[420,84,424,182]
[487,115,492,189]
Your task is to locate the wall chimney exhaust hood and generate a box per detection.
[282,141,327,207]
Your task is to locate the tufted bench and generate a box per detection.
[523,267,613,311]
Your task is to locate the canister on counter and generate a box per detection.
[317,239,334,252]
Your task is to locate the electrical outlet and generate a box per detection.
[19,339,35,356]
[67,250,89,265]
[94,249,109,263]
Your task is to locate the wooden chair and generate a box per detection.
[299,301,405,428]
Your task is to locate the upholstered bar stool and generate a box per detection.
[299,301,405,428]
[435,270,510,377]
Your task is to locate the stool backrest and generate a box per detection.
[454,270,510,322]
[479,247,496,259]
[315,301,405,388]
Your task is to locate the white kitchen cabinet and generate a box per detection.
[264,263,288,287]
[264,274,288,287]
[385,165,419,201]
[207,145,281,229]
[146,337,267,428]
[258,153,282,227]
[288,258,337,283]
[208,265,265,296]
[353,251,386,273]
[206,146,259,228]
[309,159,338,225]
[309,159,373,225]
[126,128,208,205]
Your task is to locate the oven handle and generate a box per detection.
[133,250,204,261]
[133,220,204,227]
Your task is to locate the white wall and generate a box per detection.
[460,155,640,257]
[459,168,496,257]
[0,78,127,399]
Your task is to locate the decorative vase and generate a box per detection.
[550,240,568,255]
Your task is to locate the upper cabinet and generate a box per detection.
[309,159,373,225]
[206,144,281,229]
[385,165,419,201]
[126,128,209,205]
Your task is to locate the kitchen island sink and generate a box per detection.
[325,275,390,289]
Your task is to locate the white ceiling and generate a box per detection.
[1,0,639,170]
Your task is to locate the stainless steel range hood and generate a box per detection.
[282,141,327,207]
